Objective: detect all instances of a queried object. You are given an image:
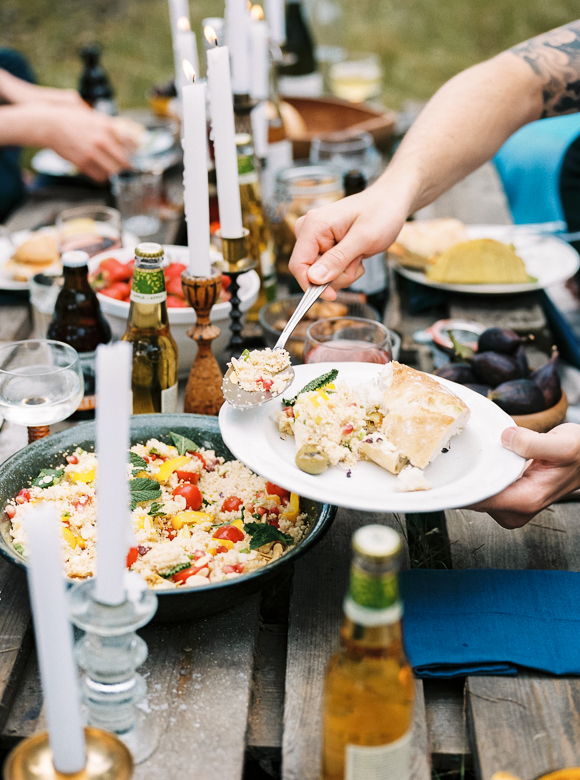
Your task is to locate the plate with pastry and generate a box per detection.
[219,360,525,512]
[389,221,580,294]
[0,226,138,291]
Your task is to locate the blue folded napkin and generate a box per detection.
[400,569,580,678]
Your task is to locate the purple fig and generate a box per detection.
[472,351,521,387]
[464,383,492,396]
[514,344,529,378]
[434,363,476,384]
[478,327,522,355]
[530,352,562,408]
[489,379,546,415]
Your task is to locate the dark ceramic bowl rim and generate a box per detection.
[0,414,336,599]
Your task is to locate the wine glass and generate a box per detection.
[56,205,122,256]
[0,340,84,443]
[304,317,392,364]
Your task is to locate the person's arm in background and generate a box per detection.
[289,20,580,299]
[0,69,132,182]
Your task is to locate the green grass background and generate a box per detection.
[0,0,578,110]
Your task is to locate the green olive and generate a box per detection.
[295,445,330,475]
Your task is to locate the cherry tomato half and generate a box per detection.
[175,470,199,484]
[221,496,243,513]
[266,482,291,501]
[172,564,206,584]
[192,451,206,467]
[257,377,273,391]
[213,525,245,543]
[126,547,139,568]
[173,483,202,510]
[224,563,244,574]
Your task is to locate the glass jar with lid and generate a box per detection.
[272,165,343,280]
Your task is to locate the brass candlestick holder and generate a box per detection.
[181,264,226,416]
[3,727,133,780]
[217,229,258,360]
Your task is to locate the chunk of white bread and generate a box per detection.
[378,361,470,470]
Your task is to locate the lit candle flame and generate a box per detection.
[204,25,219,46]
[176,15,190,31]
[247,0,252,9]
[250,4,264,20]
[182,59,196,82]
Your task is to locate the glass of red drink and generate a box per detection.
[304,317,392,364]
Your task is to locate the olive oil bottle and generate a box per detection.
[122,243,178,414]
[322,525,414,780]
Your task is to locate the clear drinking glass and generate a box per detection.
[304,317,392,364]
[111,170,162,239]
[0,340,84,443]
[56,205,122,256]
[329,52,383,103]
[309,132,381,182]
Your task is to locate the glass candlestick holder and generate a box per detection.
[68,578,159,765]
[217,229,258,359]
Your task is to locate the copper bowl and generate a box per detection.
[511,390,568,432]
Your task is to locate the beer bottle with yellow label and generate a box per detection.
[122,243,178,414]
[322,525,414,780]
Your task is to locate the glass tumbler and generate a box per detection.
[304,317,392,364]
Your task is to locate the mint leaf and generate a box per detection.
[13,542,24,555]
[32,468,64,489]
[130,478,162,511]
[129,452,148,470]
[243,522,293,550]
[170,431,199,456]
[282,369,338,407]
[161,560,192,578]
[148,501,167,517]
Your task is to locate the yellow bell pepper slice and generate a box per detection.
[76,536,86,550]
[209,538,234,554]
[281,493,300,523]
[69,468,96,484]
[231,518,244,531]
[265,494,281,506]
[171,511,212,530]
[154,456,190,483]
[62,528,77,548]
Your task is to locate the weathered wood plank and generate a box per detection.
[132,597,260,780]
[282,509,430,780]
[447,504,580,779]
[247,622,286,748]
[424,678,469,756]
[0,305,31,345]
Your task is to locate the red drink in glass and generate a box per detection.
[305,339,389,364]
[303,317,392,365]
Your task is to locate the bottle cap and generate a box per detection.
[135,242,164,259]
[343,169,367,195]
[352,525,401,562]
[61,250,90,268]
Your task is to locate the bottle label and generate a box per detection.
[238,153,259,185]
[345,566,402,626]
[161,382,178,413]
[131,268,167,304]
[345,731,412,780]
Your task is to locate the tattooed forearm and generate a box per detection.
[511,20,580,117]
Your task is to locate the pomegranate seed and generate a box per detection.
[5,505,16,519]
[66,454,78,465]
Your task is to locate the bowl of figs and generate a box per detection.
[434,326,568,433]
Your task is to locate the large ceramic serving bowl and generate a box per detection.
[0,414,336,622]
[89,247,260,377]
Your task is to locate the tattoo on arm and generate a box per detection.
[511,20,580,117]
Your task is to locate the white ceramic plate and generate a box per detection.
[393,224,580,295]
[0,227,139,292]
[219,362,526,513]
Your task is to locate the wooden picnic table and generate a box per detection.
[2,171,580,780]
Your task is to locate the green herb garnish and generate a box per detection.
[243,522,293,550]
[130,478,162,511]
[161,560,192,578]
[13,542,24,555]
[148,501,167,517]
[169,431,199,456]
[282,369,339,407]
[239,547,250,554]
[32,468,64,489]
[252,513,261,521]
[129,452,148,469]
[240,348,250,361]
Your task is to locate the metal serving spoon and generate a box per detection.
[222,282,330,410]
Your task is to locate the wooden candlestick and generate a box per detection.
[217,229,258,359]
[181,267,225,416]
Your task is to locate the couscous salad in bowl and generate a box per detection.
[0,414,336,621]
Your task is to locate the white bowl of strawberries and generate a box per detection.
[89,245,260,376]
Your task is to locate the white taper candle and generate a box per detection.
[182,78,211,275]
[95,341,132,606]
[207,44,244,238]
[26,505,86,774]
[225,0,251,95]
[266,0,285,44]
